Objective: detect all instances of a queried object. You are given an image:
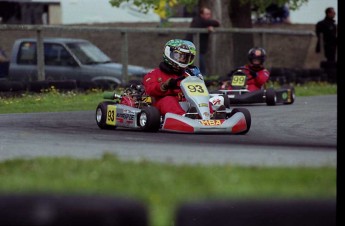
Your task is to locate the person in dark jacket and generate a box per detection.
[315,7,337,63]
[185,7,220,76]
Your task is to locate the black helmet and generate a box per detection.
[248,47,266,67]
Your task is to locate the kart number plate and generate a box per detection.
[199,120,223,126]
[184,82,209,97]
[106,105,117,126]
[143,96,152,104]
[231,75,247,87]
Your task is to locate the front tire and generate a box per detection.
[265,88,277,106]
[95,101,117,130]
[230,108,251,135]
[137,106,161,132]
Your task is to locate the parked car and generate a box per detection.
[1,37,152,90]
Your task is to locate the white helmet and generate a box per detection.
[163,39,196,71]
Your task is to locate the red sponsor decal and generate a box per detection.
[232,118,247,133]
[163,118,194,133]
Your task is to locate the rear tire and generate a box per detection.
[95,101,117,130]
[282,85,295,104]
[137,106,161,132]
[265,88,276,106]
[230,108,251,135]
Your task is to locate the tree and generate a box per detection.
[109,0,308,27]
[109,0,308,75]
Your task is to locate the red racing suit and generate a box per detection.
[242,64,270,91]
[143,67,187,116]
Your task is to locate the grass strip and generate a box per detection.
[0,82,337,114]
[0,154,336,226]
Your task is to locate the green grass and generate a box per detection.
[0,154,336,226]
[0,82,337,114]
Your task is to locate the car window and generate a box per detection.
[17,41,76,66]
[17,42,36,65]
[45,43,75,66]
[66,42,111,64]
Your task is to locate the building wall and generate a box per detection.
[49,4,61,24]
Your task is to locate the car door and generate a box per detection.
[44,43,82,80]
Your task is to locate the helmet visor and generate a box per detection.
[171,50,194,65]
[251,58,262,65]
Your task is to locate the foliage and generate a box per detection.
[108,0,309,16]
[109,0,197,14]
[246,0,309,13]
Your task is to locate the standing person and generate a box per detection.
[315,7,337,63]
[0,47,9,78]
[224,47,270,92]
[0,47,7,62]
[185,7,220,76]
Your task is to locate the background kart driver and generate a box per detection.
[223,47,270,91]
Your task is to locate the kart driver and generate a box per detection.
[225,47,270,91]
[143,39,222,118]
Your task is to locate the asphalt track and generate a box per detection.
[0,95,336,167]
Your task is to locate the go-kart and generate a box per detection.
[95,74,251,134]
[210,67,295,106]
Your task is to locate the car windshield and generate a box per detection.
[66,42,112,65]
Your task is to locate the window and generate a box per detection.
[17,42,75,66]
[44,43,74,66]
[17,42,36,64]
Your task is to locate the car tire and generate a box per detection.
[265,88,276,106]
[0,81,25,92]
[229,108,251,135]
[137,106,161,132]
[77,80,98,90]
[28,81,50,92]
[0,194,149,226]
[95,101,117,130]
[49,80,77,91]
[175,199,335,226]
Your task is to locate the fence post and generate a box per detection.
[193,33,200,68]
[36,28,45,81]
[121,31,129,85]
[259,32,266,48]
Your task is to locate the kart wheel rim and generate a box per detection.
[139,112,148,127]
[96,108,102,123]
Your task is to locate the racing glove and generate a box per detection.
[186,66,200,76]
[249,70,258,78]
[161,78,178,91]
[186,66,203,80]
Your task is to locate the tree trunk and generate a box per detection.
[229,0,254,67]
[203,0,254,77]
[202,0,232,78]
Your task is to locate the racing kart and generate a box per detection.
[95,74,251,134]
[210,67,295,106]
